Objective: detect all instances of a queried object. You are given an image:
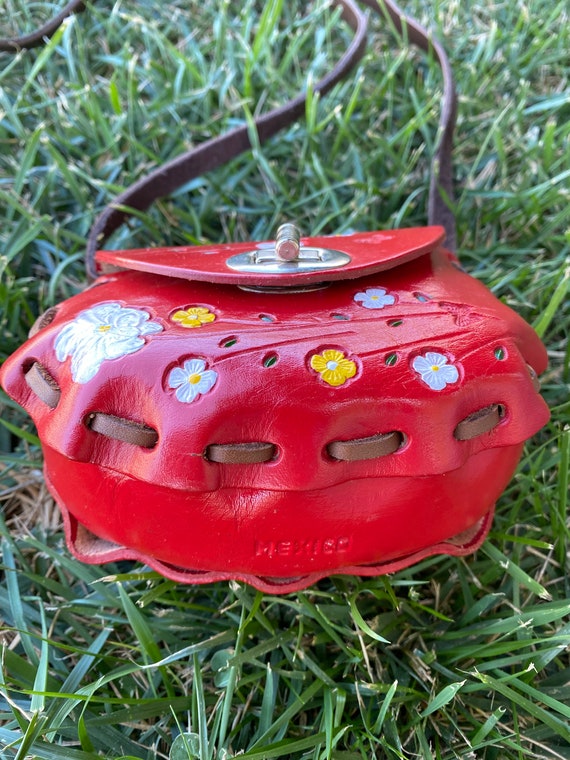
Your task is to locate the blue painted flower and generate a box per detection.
[54,302,163,384]
[354,287,396,309]
[412,352,459,391]
[168,359,218,403]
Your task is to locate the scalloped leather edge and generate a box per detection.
[54,475,493,594]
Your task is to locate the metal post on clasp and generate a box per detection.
[226,222,351,275]
[275,223,301,261]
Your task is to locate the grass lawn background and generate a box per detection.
[0,1,569,758]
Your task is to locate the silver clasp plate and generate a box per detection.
[226,223,351,275]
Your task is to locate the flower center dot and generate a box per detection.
[188,373,201,384]
[431,365,440,372]
[98,324,112,333]
[326,361,338,371]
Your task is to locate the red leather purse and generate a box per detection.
[1,0,549,593]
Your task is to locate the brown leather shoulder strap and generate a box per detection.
[1,1,457,273]
[0,0,86,51]
[85,0,456,276]
[363,0,457,251]
[85,0,369,277]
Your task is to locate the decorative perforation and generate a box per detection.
[263,353,279,368]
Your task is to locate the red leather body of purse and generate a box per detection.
[0,0,549,593]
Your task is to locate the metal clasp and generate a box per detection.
[226,223,351,275]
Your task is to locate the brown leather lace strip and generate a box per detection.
[86,412,159,448]
[86,0,457,276]
[0,0,86,51]
[1,1,457,270]
[85,0,370,277]
[1,0,457,269]
[527,364,541,393]
[24,362,61,408]
[28,307,58,338]
[454,404,504,441]
[444,516,486,547]
[205,442,277,464]
[362,0,457,250]
[258,575,309,587]
[73,521,125,558]
[327,430,403,461]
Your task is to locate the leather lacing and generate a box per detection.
[205,442,277,464]
[28,307,58,338]
[85,412,159,449]
[22,363,510,458]
[24,362,61,409]
[80,404,506,459]
[327,431,404,461]
[527,364,541,393]
[453,404,505,441]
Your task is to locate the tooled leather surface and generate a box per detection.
[1,239,549,491]
[58,489,494,595]
[46,445,505,581]
[0,233,549,583]
[0,3,547,587]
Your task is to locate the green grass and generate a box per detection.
[0,1,569,758]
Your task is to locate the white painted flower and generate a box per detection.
[354,287,396,309]
[412,352,459,391]
[168,359,218,403]
[54,302,163,384]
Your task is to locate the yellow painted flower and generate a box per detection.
[310,349,357,387]
[171,307,216,328]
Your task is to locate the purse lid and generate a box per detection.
[1,0,457,278]
[95,226,446,286]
